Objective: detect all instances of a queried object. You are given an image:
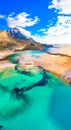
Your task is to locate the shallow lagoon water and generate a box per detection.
[9,50,43,63]
[0,51,71,130]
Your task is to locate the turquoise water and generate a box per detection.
[0,50,71,130]
[0,67,71,130]
[9,50,43,63]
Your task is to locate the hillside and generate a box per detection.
[0,28,43,51]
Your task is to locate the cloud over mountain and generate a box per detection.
[0,0,71,44]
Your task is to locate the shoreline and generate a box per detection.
[0,50,71,85]
[33,53,71,85]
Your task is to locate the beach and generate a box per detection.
[0,49,71,84]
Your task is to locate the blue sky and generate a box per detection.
[0,0,71,44]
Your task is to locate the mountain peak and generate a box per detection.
[9,27,20,33]
[7,27,27,40]
[0,28,44,51]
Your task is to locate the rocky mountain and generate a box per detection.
[7,27,27,40]
[0,28,44,51]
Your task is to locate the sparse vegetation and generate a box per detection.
[0,29,44,51]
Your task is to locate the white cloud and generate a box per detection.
[6,12,40,38]
[7,12,71,44]
[31,0,71,44]
[32,33,71,44]
[0,14,5,19]
[32,15,71,44]
[18,27,31,38]
[7,12,39,28]
[5,9,71,44]
[38,28,46,32]
[48,0,71,14]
